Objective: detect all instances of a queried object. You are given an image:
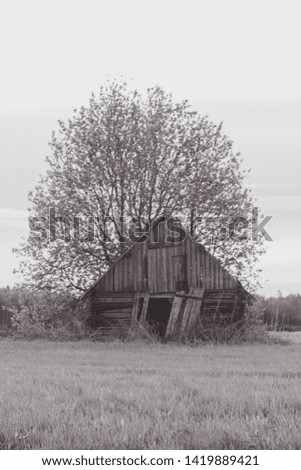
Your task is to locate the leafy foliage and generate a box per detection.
[11,290,75,330]
[0,288,85,340]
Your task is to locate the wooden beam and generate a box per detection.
[139,293,150,326]
[139,293,175,299]
[179,288,195,337]
[131,292,141,322]
[96,297,134,304]
[180,287,205,339]
[165,291,185,339]
[96,292,134,297]
[175,292,204,300]
[91,287,96,328]
[185,287,205,338]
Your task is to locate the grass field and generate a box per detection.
[271,331,301,344]
[0,339,301,450]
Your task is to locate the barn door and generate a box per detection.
[148,248,187,293]
[172,254,187,291]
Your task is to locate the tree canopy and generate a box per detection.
[15,80,265,293]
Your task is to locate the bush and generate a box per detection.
[11,291,88,340]
[242,300,268,342]
[9,292,288,345]
[193,300,278,345]
[89,319,158,343]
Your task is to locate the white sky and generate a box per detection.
[0,0,300,295]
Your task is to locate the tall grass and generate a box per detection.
[0,340,301,449]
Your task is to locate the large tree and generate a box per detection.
[15,80,265,293]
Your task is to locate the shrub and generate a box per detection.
[11,291,88,340]
[192,300,277,345]
[242,300,268,342]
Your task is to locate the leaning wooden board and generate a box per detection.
[166,287,205,340]
[165,291,185,339]
[181,287,205,338]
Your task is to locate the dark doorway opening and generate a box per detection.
[146,298,173,337]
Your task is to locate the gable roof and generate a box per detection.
[80,215,253,301]
[80,216,166,300]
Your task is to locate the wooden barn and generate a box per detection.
[80,216,253,340]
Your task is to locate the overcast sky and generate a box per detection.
[0,0,300,296]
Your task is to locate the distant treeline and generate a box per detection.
[260,293,301,331]
[0,287,21,328]
[1,287,301,331]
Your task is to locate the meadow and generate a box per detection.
[0,339,301,450]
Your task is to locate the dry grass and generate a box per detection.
[269,331,301,344]
[0,339,301,450]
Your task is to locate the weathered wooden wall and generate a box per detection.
[79,218,250,336]
[94,219,238,296]
[93,292,135,329]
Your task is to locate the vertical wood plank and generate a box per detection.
[219,263,223,290]
[191,238,197,287]
[179,287,195,337]
[185,287,205,338]
[131,292,141,323]
[137,244,142,291]
[165,292,185,338]
[177,287,205,339]
[139,293,150,326]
